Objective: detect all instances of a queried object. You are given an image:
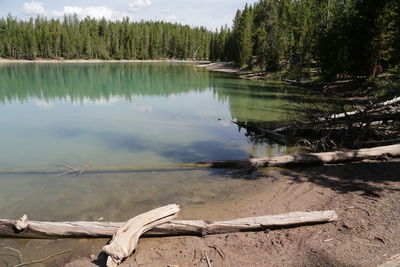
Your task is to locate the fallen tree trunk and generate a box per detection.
[103,204,180,267]
[0,145,398,176]
[324,96,400,121]
[186,144,400,168]
[379,254,400,267]
[0,210,337,238]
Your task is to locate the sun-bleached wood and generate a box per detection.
[0,210,337,238]
[1,144,398,176]
[185,144,400,168]
[379,254,400,267]
[102,204,180,267]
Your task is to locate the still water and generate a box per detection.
[0,63,307,170]
[0,63,316,221]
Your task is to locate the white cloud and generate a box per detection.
[23,1,45,15]
[128,0,152,12]
[53,6,125,20]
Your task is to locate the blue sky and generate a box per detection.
[0,0,258,29]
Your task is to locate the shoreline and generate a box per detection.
[0,58,270,82]
[58,159,400,267]
[0,58,210,64]
[198,61,277,81]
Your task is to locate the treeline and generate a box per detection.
[211,0,400,79]
[0,15,213,60]
[1,0,399,79]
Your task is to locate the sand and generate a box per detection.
[56,159,400,266]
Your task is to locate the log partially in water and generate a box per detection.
[187,144,400,168]
[0,145,398,176]
[0,210,337,238]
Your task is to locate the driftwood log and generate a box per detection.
[0,210,337,238]
[103,204,180,267]
[186,144,400,168]
[379,254,400,267]
[0,144,398,176]
[326,96,400,121]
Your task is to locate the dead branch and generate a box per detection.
[14,250,71,267]
[186,144,400,168]
[56,164,92,177]
[102,204,180,267]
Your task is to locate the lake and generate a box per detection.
[0,62,317,222]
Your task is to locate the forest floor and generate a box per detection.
[63,158,400,267]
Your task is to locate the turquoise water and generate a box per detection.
[0,63,309,170]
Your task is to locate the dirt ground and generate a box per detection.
[60,158,400,267]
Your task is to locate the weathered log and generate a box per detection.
[325,96,400,121]
[0,145,398,176]
[187,144,400,168]
[379,254,400,267]
[325,111,400,125]
[0,210,338,238]
[103,204,180,267]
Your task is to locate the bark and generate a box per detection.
[187,144,400,168]
[325,96,400,121]
[102,204,180,267]
[0,210,338,238]
[379,254,400,267]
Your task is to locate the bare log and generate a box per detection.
[188,144,400,168]
[379,254,400,267]
[0,145,398,176]
[103,204,180,267]
[0,210,337,238]
[325,96,400,121]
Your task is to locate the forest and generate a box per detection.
[0,0,399,79]
[212,0,400,79]
[0,16,213,60]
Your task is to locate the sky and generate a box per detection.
[0,0,258,29]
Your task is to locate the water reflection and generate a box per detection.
[0,63,317,121]
[0,63,314,170]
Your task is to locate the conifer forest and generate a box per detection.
[0,0,399,79]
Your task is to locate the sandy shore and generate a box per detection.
[0,58,210,64]
[28,159,399,267]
